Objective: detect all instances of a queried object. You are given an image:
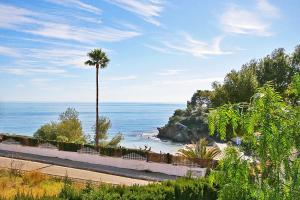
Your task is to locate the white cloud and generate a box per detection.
[144,44,176,54]
[158,69,184,76]
[0,3,140,43]
[220,1,279,36]
[162,33,231,58]
[30,78,50,83]
[46,0,101,14]
[107,0,163,26]
[0,4,36,29]
[0,66,66,75]
[0,46,20,57]
[104,75,137,81]
[220,6,271,36]
[256,0,279,17]
[26,23,140,42]
[157,77,224,86]
[16,83,25,88]
[75,16,102,23]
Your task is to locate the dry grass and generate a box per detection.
[0,169,63,199]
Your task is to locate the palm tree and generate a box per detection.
[178,138,221,160]
[85,49,109,148]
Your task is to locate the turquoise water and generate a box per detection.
[0,102,185,153]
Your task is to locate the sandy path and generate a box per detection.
[0,156,150,186]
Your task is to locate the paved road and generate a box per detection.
[0,156,150,186]
[0,149,177,182]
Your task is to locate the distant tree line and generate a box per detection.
[163,45,300,142]
[189,45,300,108]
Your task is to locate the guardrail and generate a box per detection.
[0,134,217,168]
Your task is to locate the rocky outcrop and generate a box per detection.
[156,106,219,143]
[157,123,192,143]
[157,120,211,143]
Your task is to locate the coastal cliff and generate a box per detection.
[157,102,211,143]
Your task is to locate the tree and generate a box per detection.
[211,61,259,107]
[92,117,111,141]
[286,73,300,104]
[34,121,58,140]
[209,147,256,200]
[99,133,123,148]
[91,117,123,147]
[256,48,299,93]
[187,90,213,110]
[85,49,110,148]
[34,108,86,143]
[178,138,220,160]
[208,85,300,199]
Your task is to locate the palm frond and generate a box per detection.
[84,60,95,66]
[107,133,123,147]
[177,138,221,159]
[85,49,110,68]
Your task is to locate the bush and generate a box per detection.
[57,178,217,200]
[58,142,82,152]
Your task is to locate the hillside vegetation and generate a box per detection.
[158,45,300,143]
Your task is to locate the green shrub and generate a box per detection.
[58,142,81,152]
[58,178,217,200]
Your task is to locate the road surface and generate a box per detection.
[0,156,151,186]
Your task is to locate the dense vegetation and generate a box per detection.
[34,108,122,147]
[1,174,217,200]
[158,45,300,143]
[0,169,65,199]
[208,83,300,199]
[34,108,86,143]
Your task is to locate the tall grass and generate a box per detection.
[0,169,63,200]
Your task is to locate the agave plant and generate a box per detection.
[178,138,220,160]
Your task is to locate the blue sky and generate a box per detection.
[0,0,299,103]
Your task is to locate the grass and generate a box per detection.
[0,168,82,200]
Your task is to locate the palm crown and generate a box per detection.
[178,138,220,160]
[85,49,109,68]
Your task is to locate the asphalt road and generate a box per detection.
[0,156,151,185]
[0,149,177,182]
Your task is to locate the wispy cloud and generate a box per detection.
[25,22,140,43]
[0,66,66,75]
[144,44,176,54]
[106,0,164,26]
[162,33,231,58]
[220,1,279,36]
[256,0,279,17]
[157,77,224,86]
[158,69,184,76]
[0,46,20,57]
[0,4,36,29]
[104,75,137,81]
[0,3,140,43]
[46,0,101,14]
[220,6,271,36]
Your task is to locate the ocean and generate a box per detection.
[0,102,185,153]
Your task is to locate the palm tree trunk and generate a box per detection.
[95,65,99,148]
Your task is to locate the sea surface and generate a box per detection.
[0,102,185,153]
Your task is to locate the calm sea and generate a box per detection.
[0,102,185,153]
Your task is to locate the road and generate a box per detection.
[0,149,178,182]
[0,156,151,186]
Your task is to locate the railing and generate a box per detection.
[0,134,218,168]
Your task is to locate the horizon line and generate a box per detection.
[0,100,186,104]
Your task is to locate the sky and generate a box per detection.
[0,0,299,103]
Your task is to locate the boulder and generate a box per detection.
[158,123,197,143]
